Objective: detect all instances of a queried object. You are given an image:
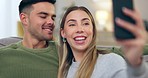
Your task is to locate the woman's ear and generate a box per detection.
[60,28,66,38]
[19,13,29,27]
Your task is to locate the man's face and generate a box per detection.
[26,2,56,41]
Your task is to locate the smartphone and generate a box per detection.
[112,0,135,39]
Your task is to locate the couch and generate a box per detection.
[0,37,148,62]
[0,37,22,47]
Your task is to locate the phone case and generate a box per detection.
[112,0,135,39]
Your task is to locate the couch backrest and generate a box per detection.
[0,37,148,62]
[0,37,22,47]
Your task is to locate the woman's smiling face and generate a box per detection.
[61,10,93,53]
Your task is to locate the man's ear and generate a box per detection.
[19,13,29,27]
[60,28,66,38]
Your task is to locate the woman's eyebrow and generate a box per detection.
[81,18,90,21]
[67,19,76,23]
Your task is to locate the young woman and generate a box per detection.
[58,6,147,78]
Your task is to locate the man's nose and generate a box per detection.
[46,17,54,25]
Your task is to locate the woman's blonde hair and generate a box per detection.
[58,6,100,78]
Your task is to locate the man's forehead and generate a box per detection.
[31,2,55,14]
[32,2,55,9]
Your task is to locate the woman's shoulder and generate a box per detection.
[93,53,127,75]
[100,53,124,60]
[97,53,126,67]
[92,53,127,78]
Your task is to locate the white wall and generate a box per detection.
[0,0,21,38]
[134,0,148,21]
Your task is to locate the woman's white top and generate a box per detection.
[67,53,148,78]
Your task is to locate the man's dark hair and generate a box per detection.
[19,0,56,14]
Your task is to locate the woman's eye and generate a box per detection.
[69,24,75,26]
[83,22,90,25]
[68,23,76,26]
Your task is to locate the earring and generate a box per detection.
[62,38,66,43]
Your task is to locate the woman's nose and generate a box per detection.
[76,25,84,33]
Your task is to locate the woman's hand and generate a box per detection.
[115,7,147,67]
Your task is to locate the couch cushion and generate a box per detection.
[0,37,22,47]
[97,45,148,62]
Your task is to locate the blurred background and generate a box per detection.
[0,0,148,46]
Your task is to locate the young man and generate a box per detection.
[0,0,58,78]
